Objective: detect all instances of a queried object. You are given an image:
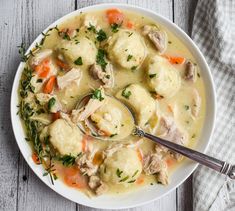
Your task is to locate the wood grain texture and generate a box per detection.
[0,1,23,210]
[16,1,76,211]
[0,0,196,210]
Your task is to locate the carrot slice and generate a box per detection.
[43,75,56,94]
[52,111,60,121]
[34,58,51,78]
[81,135,88,152]
[163,55,185,64]
[64,167,87,189]
[38,66,50,78]
[166,158,175,167]
[106,8,124,24]
[32,152,41,165]
[92,151,103,165]
[126,21,134,29]
[167,105,173,113]
[136,148,143,162]
[136,176,144,184]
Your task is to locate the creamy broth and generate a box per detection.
[18,8,205,196]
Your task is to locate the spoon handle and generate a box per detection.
[134,128,235,179]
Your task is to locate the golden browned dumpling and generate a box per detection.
[107,29,147,69]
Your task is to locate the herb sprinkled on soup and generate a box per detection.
[18,8,205,196]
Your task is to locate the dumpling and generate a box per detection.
[49,119,83,156]
[107,29,147,69]
[90,103,122,136]
[116,84,156,127]
[57,37,97,66]
[100,148,142,185]
[147,55,181,98]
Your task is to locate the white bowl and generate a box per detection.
[10,3,216,209]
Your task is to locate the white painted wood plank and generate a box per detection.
[76,0,176,211]
[77,0,128,9]
[0,0,24,210]
[128,0,173,21]
[174,1,198,210]
[16,1,76,211]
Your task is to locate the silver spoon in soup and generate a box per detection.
[75,91,235,180]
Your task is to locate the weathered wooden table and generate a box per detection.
[0,0,198,210]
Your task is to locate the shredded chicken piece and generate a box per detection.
[158,116,187,160]
[88,175,108,195]
[184,61,197,82]
[90,63,114,88]
[71,92,106,123]
[143,153,169,185]
[142,25,167,53]
[103,140,142,158]
[29,49,53,67]
[103,143,124,157]
[191,89,201,118]
[83,14,99,30]
[76,153,98,176]
[158,116,187,145]
[57,68,81,90]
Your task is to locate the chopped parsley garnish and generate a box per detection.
[184,105,190,110]
[59,154,76,166]
[128,180,136,183]
[110,133,117,138]
[192,134,196,138]
[48,97,56,111]
[119,176,129,182]
[74,57,83,65]
[87,24,97,33]
[91,89,104,101]
[149,73,157,78]
[122,88,131,99]
[197,72,200,78]
[96,49,107,70]
[76,28,80,32]
[131,66,137,71]
[116,168,123,178]
[110,23,121,33]
[127,54,133,61]
[132,170,139,178]
[128,32,133,37]
[105,75,110,79]
[96,29,107,42]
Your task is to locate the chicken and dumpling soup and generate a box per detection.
[18,8,205,196]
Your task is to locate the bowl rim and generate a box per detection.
[10,3,216,209]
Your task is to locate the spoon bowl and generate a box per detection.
[76,93,135,141]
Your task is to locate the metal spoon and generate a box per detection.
[76,94,235,179]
